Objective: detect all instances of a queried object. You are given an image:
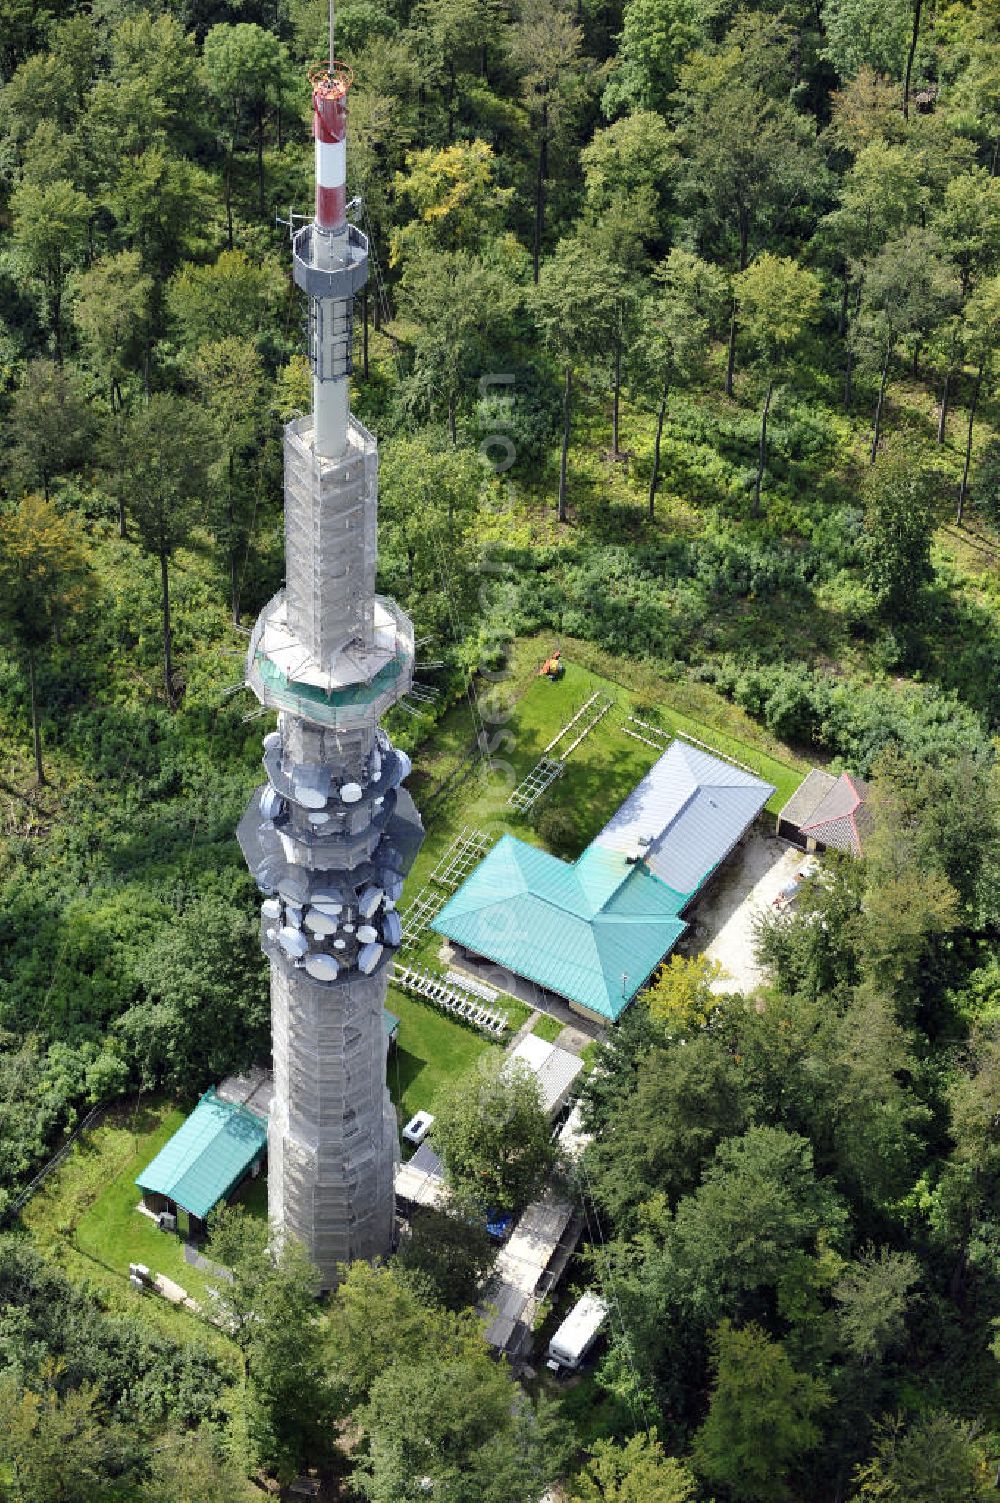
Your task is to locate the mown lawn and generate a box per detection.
[531,1014,565,1044]
[401,647,807,970]
[386,986,502,1130]
[21,1094,267,1328]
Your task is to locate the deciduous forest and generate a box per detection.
[1,0,1000,1498]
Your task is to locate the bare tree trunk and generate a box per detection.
[612,320,621,457]
[937,370,950,443]
[533,101,548,285]
[648,376,669,517]
[726,300,738,399]
[257,110,266,217]
[902,0,923,120]
[726,220,749,398]
[558,365,571,524]
[753,379,774,519]
[229,455,240,625]
[27,648,45,786]
[53,286,63,366]
[160,551,173,706]
[838,268,849,337]
[224,149,234,250]
[870,338,892,463]
[957,364,984,525]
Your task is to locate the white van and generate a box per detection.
[546,1292,608,1373]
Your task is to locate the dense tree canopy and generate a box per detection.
[0,0,1000,1497]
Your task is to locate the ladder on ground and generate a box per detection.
[508,693,614,813]
[398,827,497,951]
[622,714,757,776]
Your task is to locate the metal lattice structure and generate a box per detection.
[508,694,614,812]
[428,827,495,887]
[508,757,565,812]
[391,963,509,1036]
[237,59,424,1286]
[399,828,496,950]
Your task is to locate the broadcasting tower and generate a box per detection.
[237,29,423,1284]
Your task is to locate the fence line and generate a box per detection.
[4,1100,109,1224]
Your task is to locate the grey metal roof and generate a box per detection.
[507,1035,584,1118]
[778,767,837,829]
[593,740,774,896]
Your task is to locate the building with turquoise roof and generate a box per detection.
[432,740,773,1022]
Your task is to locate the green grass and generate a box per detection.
[386,986,501,1128]
[23,1097,270,1307]
[531,1014,565,1044]
[21,1099,238,1349]
[402,648,806,970]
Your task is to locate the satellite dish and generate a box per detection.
[396,749,412,780]
[369,747,382,781]
[341,923,355,935]
[333,938,346,951]
[358,941,384,974]
[278,927,308,958]
[305,908,338,937]
[294,784,327,810]
[261,897,282,921]
[382,911,402,946]
[357,924,378,944]
[359,885,383,918]
[381,871,404,901]
[277,870,309,902]
[260,786,285,822]
[284,904,304,928]
[256,853,285,892]
[304,953,339,981]
[263,731,281,752]
[308,811,331,826]
[340,782,363,804]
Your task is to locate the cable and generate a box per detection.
[571,1147,657,1433]
[359,201,492,774]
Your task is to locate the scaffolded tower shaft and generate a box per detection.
[238,60,423,1285]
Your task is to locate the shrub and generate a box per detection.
[973,439,1000,525]
[535,804,579,857]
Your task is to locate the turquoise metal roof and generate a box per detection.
[432,835,687,1021]
[431,740,773,1022]
[135,1089,267,1221]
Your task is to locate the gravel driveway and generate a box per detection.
[681,830,806,995]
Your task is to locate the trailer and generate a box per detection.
[546,1292,608,1373]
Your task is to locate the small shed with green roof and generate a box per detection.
[136,1088,267,1230]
